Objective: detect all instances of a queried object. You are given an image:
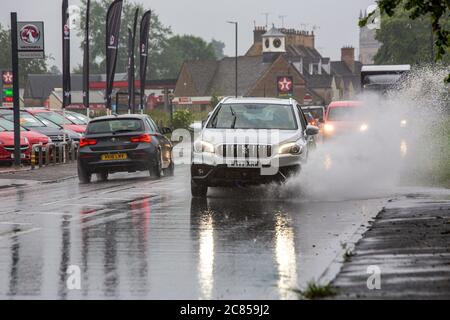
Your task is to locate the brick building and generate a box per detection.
[174,25,362,109]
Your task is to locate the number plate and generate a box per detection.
[101,153,128,161]
[10,153,26,159]
[229,160,259,168]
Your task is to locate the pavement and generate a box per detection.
[331,189,450,299]
[0,163,449,299]
[0,163,77,182]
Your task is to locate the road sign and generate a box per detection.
[17,21,45,59]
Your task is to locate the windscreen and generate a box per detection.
[0,118,25,131]
[87,119,144,134]
[2,112,46,128]
[327,106,366,121]
[207,103,298,130]
[36,112,74,126]
[69,112,89,124]
[64,112,86,125]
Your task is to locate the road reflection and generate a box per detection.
[400,139,408,158]
[274,213,298,299]
[190,194,300,299]
[198,211,215,299]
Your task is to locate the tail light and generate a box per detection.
[80,138,97,148]
[130,134,152,143]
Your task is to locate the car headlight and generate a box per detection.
[279,142,303,155]
[324,123,334,133]
[360,123,369,132]
[400,119,407,128]
[194,140,215,153]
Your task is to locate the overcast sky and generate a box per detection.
[0,0,375,70]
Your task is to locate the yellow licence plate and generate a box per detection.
[101,153,128,161]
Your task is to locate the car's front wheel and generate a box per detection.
[191,180,208,198]
[78,164,91,184]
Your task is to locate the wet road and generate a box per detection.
[0,165,388,299]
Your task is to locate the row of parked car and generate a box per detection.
[0,108,89,165]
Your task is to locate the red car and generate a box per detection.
[323,101,368,138]
[27,109,86,134]
[0,129,31,163]
[0,118,51,146]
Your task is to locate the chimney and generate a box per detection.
[341,47,355,73]
[253,26,267,44]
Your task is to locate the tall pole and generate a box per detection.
[139,10,152,114]
[83,0,91,119]
[227,21,238,98]
[235,22,238,98]
[62,0,71,143]
[128,9,138,114]
[11,12,21,167]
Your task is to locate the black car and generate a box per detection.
[78,114,174,183]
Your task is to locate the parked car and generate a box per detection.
[55,110,89,125]
[0,128,30,164]
[27,109,86,134]
[0,109,80,144]
[77,114,174,183]
[323,101,368,138]
[191,97,319,197]
[0,118,51,146]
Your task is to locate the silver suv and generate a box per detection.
[191,97,319,197]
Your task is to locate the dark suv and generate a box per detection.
[78,114,174,183]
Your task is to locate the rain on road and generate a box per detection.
[0,165,387,299]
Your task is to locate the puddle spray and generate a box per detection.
[279,65,449,201]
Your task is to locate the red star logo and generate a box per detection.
[278,77,292,92]
[2,72,13,84]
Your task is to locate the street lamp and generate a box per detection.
[227,21,238,98]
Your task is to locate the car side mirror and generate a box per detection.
[189,122,203,132]
[161,127,172,135]
[306,125,319,136]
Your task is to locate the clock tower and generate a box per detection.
[262,25,286,62]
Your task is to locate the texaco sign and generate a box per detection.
[277,76,294,97]
[17,21,45,59]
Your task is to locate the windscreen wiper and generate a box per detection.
[230,106,237,129]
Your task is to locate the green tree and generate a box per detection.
[156,35,217,78]
[77,0,171,77]
[210,39,226,59]
[0,24,48,88]
[360,0,450,82]
[172,109,193,129]
[374,9,450,65]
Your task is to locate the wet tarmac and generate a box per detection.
[0,165,388,299]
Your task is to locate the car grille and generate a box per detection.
[4,145,29,151]
[218,144,272,159]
